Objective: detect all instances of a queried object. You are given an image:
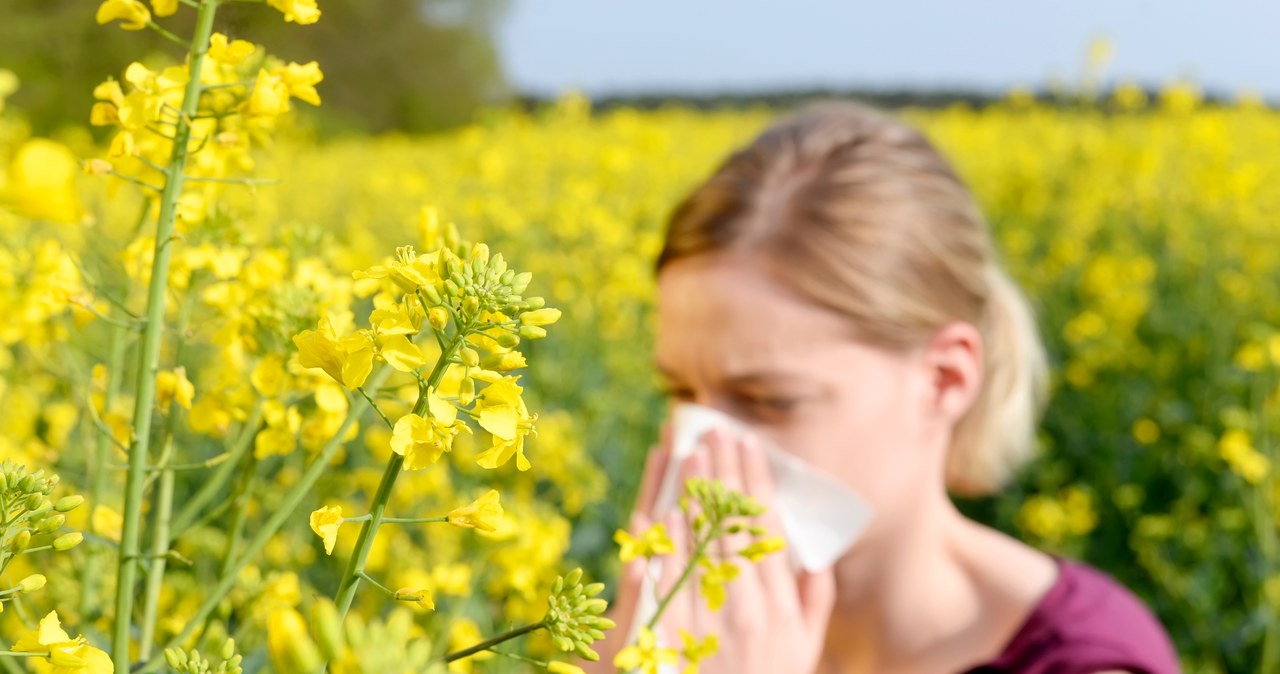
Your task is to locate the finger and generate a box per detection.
[655,511,692,643]
[634,440,673,520]
[609,513,653,620]
[797,565,838,631]
[738,431,795,607]
[707,429,754,563]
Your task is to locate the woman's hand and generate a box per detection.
[654,428,836,674]
[580,422,674,673]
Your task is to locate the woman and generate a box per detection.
[591,101,1179,673]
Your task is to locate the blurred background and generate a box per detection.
[2,1,1278,672]
[6,0,1278,135]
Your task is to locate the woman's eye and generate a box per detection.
[660,386,695,401]
[744,396,801,412]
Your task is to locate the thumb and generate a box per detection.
[798,565,837,632]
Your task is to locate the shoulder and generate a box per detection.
[973,557,1182,674]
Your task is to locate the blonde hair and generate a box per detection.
[656,100,1048,496]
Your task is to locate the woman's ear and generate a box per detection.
[921,321,984,425]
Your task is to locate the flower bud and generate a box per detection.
[524,295,545,310]
[496,332,520,349]
[17,574,46,593]
[459,377,475,406]
[35,513,66,534]
[521,308,561,327]
[222,638,237,661]
[421,284,443,305]
[54,495,84,512]
[462,296,479,315]
[470,243,490,267]
[428,307,449,331]
[10,530,30,553]
[459,347,479,368]
[511,272,532,294]
[518,325,547,340]
[53,532,84,551]
[164,648,188,669]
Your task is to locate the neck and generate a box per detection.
[816,490,991,674]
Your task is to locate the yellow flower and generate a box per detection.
[377,333,426,372]
[393,586,435,611]
[267,607,323,672]
[0,69,17,114]
[267,0,321,24]
[275,61,324,106]
[309,505,344,555]
[292,317,375,389]
[737,535,786,563]
[1219,429,1271,484]
[92,505,123,543]
[150,0,177,17]
[547,662,586,674]
[96,0,151,30]
[446,490,503,532]
[353,245,440,293]
[698,559,739,611]
[2,139,83,223]
[614,523,674,562]
[155,366,195,411]
[390,387,468,469]
[12,611,113,674]
[473,375,536,471]
[614,627,677,674]
[209,33,256,66]
[679,631,718,674]
[245,69,291,117]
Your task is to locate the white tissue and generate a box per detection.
[624,403,873,667]
[651,402,873,572]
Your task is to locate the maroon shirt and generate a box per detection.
[963,557,1180,674]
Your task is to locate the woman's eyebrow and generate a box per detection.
[722,370,808,387]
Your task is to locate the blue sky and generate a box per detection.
[496,1,1279,100]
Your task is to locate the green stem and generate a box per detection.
[82,325,128,620]
[218,452,259,580]
[112,1,219,667]
[355,571,395,597]
[646,528,716,632]
[332,332,467,617]
[342,514,448,524]
[193,449,259,646]
[332,452,405,615]
[182,176,278,185]
[138,286,196,660]
[138,365,397,674]
[147,20,189,48]
[137,466,175,660]
[168,403,263,542]
[356,387,394,429]
[486,648,549,667]
[442,622,546,664]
